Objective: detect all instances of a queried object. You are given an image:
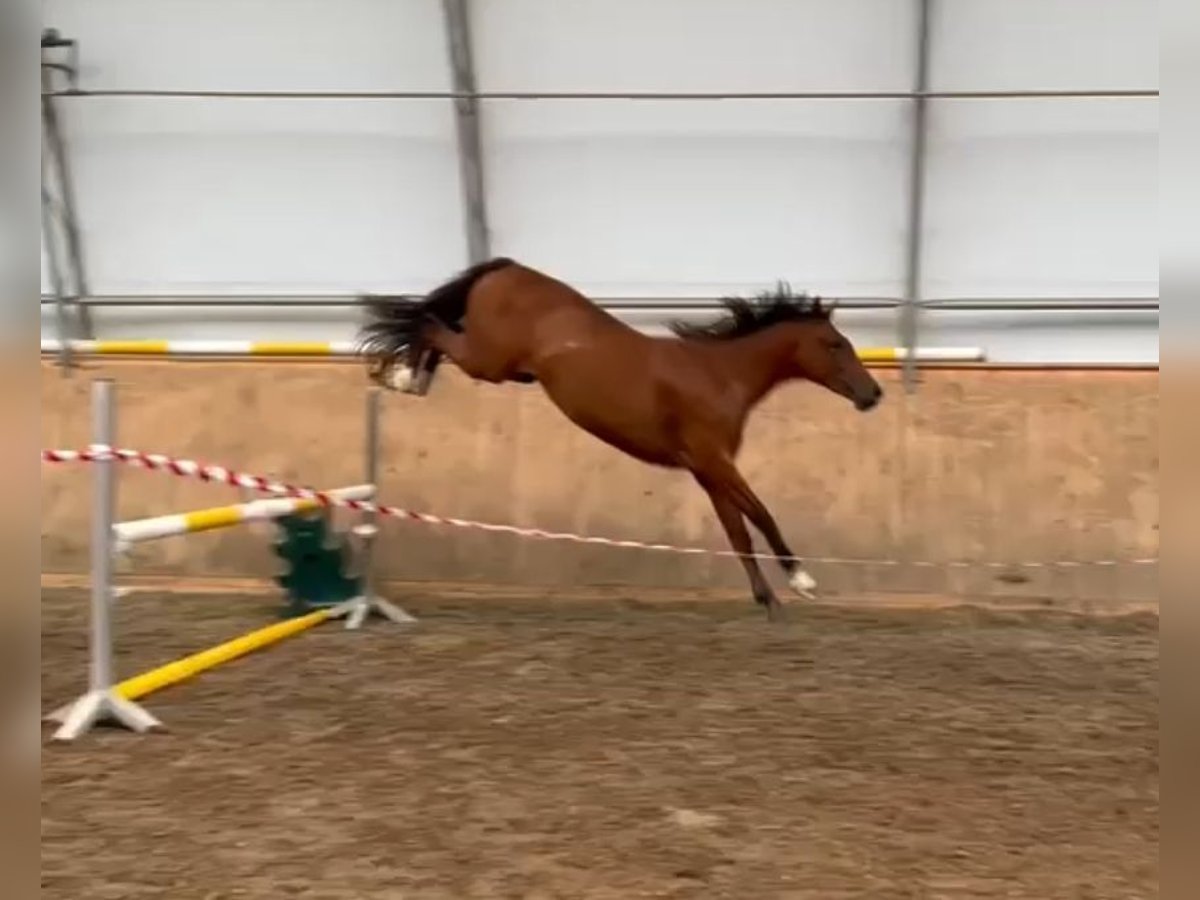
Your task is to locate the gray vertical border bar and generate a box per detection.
[441,0,491,264]
[900,0,933,392]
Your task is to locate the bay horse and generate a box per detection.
[356,257,882,621]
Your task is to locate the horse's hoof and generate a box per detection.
[788,568,818,600]
[766,602,787,624]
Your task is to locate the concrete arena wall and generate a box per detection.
[41,361,1158,606]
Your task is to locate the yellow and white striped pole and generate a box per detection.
[113,483,376,547]
[41,339,985,363]
[41,339,356,357]
[855,347,984,363]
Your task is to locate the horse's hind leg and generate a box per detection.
[420,319,517,384]
[371,335,429,393]
[420,316,537,384]
[405,347,442,396]
[695,475,784,621]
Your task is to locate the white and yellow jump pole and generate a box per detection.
[112,483,376,548]
[40,338,986,363]
[47,379,412,742]
[41,339,358,357]
[855,346,984,363]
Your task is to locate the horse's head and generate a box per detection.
[669,285,884,412]
[789,309,883,411]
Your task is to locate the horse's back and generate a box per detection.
[485,262,608,315]
[471,260,629,342]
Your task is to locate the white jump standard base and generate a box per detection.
[47,689,162,741]
[329,594,418,630]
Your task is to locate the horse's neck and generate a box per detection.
[715,328,799,408]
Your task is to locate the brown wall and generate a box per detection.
[41,360,1158,606]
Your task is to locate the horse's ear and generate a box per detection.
[822,296,838,318]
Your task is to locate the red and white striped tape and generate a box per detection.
[42,446,1158,570]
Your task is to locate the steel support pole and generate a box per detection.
[44,94,95,339]
[41,62,74,374]
[40,181,73,373]
[900,0,933,392]
[441,0,491,266]
[40,38,94,344]
[405,0,491,398]
[42,87,1159,101]
[49,380,162,740]
[36,294,1162,312]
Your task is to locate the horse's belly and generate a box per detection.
[575,419,679,467]
[537,372,680,467]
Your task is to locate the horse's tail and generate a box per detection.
[355,257,516,381]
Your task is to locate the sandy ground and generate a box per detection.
[41,587,1158,899]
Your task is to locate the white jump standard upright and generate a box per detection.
[336,387,415,629]
[97,390,412,629]
[51,380,162,741]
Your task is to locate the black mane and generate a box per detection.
[669,282,830,341]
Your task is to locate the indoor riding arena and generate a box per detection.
[40,3,1158,899]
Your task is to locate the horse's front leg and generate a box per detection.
[696,476,784,622]
[703,457,817,600]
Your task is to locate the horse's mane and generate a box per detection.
[668,282,830,341]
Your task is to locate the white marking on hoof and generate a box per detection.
[789,568,818,598]
[386,364,415,392]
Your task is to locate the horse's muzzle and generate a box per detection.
[855,384,884,411]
